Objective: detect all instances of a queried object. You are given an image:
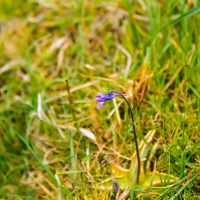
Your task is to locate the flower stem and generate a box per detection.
[110,90,140,184]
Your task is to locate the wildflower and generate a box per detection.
[95,91,125,109]
[95,90,141,184]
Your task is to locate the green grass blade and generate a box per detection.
[161,6,200,30]
[15,132,58,186]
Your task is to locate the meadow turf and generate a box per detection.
[0,0,200,199]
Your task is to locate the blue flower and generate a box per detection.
[95,91,125,109]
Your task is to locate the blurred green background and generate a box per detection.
[0,0,200,199]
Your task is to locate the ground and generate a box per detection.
[0,0,200,199]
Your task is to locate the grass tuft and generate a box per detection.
[1,0,200,199]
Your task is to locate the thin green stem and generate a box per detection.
[111,90,140,184]
[65,80,77,172]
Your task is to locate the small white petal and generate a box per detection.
[80,128,96,141]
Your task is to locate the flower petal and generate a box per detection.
[97,102,104,109]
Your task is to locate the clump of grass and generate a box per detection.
[1,0,200,199]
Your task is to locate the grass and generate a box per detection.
[0,0,200,199]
